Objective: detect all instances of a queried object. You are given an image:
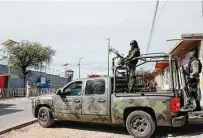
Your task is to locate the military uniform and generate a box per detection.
[124,40,140,92]
[181,51,202,111]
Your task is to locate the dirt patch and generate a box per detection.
[0,122,133,138]
[1,121,203,138]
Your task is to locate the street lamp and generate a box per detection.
[78,57,84,79]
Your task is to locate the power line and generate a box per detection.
[146,0,159,54]
[154,0,167,30]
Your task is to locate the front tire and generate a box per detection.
[38,107,54,128]
[126,110,156,138]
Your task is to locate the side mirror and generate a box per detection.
[56,89,62,95]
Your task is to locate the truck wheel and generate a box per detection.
[126,110,156,138]
[38,107,54,128]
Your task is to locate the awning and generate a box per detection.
[152,61,169,73]
[152,33,203,74]
[169,39,201,58]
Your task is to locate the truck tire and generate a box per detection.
[126,110,156,138]
[38,106,54,128]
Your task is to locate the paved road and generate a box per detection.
[0,98,36,132]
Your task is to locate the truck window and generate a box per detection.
[85,79,105,95]
[63,81,82,96]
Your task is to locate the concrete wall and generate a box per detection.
[0,64,68,88]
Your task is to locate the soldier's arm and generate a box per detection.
[123,51,131,62]
[125,51,131,59]
[190,60,200,77]
[127,48,138,60]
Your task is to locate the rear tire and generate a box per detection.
[38,107,54,128]
[126,110,156,138]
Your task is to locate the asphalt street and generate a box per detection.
[0,98,36,132]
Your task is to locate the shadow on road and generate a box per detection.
[53,121,130,136]
[0,103,23,116]
[167,124,203,137]
[51,121,203,138]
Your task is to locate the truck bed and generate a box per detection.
[114,91,174,97]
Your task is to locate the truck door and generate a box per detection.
[59,81,83,114]
[82,78,109,116]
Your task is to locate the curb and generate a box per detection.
[0,119,38,135]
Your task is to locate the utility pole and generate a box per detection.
[78,57,84,79]
[107,38,110,76]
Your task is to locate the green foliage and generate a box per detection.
[3,40,56,87]
[10,41,55,70]
[0,48,7,61]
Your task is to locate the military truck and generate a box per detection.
[32,53,190,138]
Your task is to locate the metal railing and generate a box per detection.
[0,88,57,99]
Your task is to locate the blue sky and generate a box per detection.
[0,0,203,79]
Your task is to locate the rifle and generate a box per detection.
[109,46,125,66]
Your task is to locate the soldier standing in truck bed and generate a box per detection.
[123,40,140,92]
[181,51,202,111]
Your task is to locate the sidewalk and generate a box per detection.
[0,97,36,133]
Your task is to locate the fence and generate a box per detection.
[0,88,58,99]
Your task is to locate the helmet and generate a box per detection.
[130,40,138,46]
[188,51,197,59]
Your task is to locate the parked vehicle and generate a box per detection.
[32,53,195,138]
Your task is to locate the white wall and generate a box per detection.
[198,41,203,106]
[154,65,181,90]
[154,71,163,89]
[154,67,171,90]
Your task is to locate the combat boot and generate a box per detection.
[180,104,193,112]
[195,100,201,111]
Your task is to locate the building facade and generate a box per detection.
[153,33,203,106]
[0,64,72,88]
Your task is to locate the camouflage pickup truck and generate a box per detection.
[32,53,189,138]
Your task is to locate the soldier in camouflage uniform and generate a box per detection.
[123,40,140,92]
[181,51,202,111]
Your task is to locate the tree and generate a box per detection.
[4,40,56,87]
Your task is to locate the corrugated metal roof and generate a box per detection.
[1,39,18,47]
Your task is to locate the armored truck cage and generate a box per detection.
[112,52,181,96]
